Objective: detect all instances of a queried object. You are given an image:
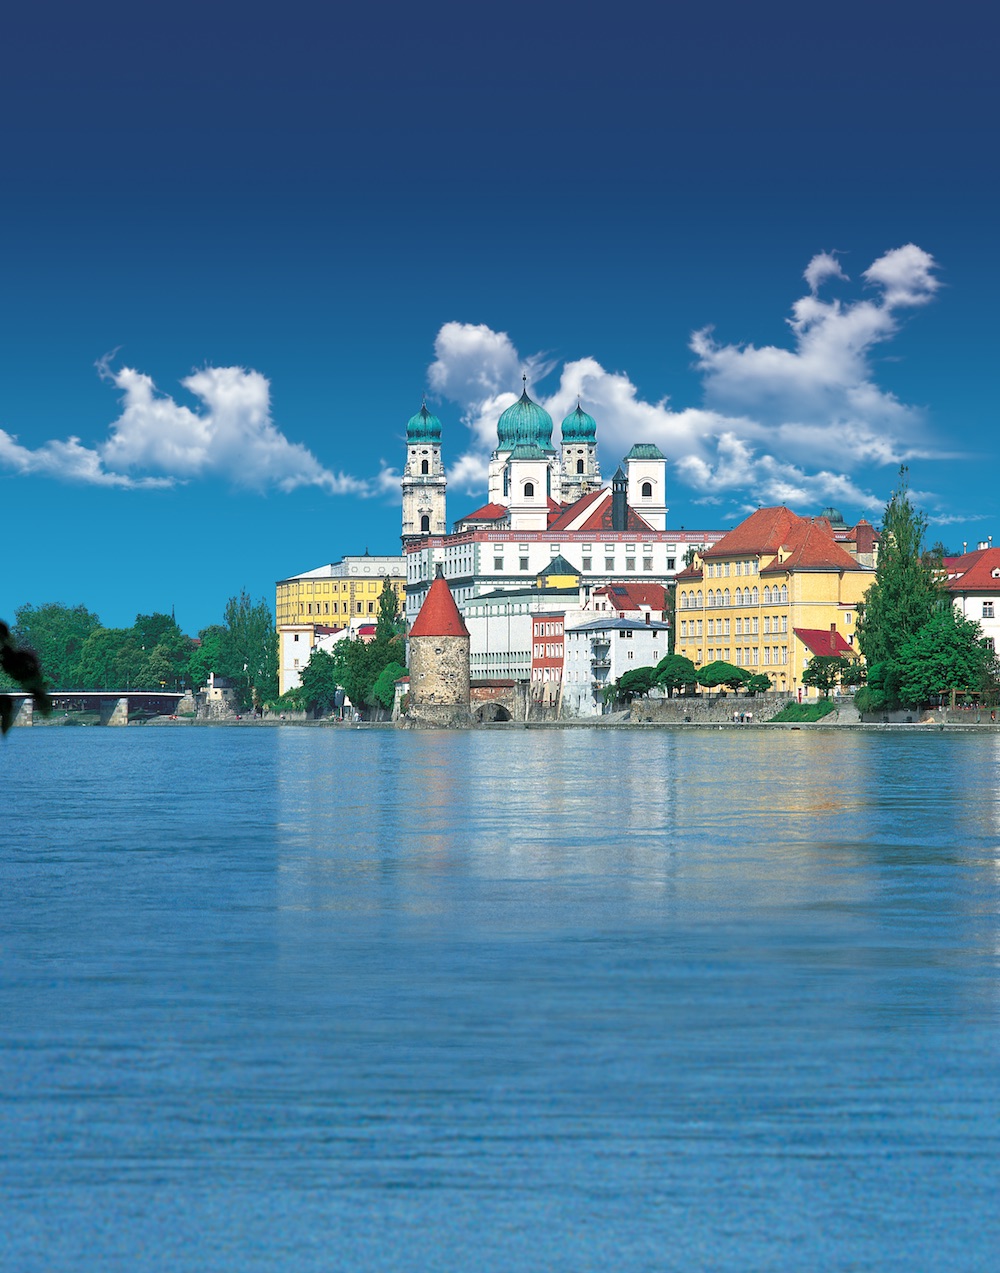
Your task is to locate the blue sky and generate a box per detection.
[2,0,995,633]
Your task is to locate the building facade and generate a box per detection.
[401,386,724,624]
[943,542,1000,652]
[563,617,671,717]
[673,506,876,697]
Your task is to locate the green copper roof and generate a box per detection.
[819,506,847,528]
[508,441,547,459]
[539,554,579,578]
[624,442,665,460]
[497,384,554,451]
[406,403,442,442]
[561,403,597,441]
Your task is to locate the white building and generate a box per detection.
[401,386,724,625]
[944,542,1000,653]
[563,617,672,717]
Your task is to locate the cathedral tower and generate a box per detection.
[559,402,600,503]
[401,402,447,543]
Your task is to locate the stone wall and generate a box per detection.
[407,634,471,728]
[628,694,784,724]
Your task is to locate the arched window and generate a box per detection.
[751,587,759,605]
[524,481,535,498]
[641,481,653,498]
[735,587,743,606]
[680,591,688,610]
[576,459,584,474]
[707,591,714,608]
[696,590,703,607]
[421,459,429,474]
[420,515,430,533]
[763,586,771,604]
[723,589,730,606]
[780,584,788,603]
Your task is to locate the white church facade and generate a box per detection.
[401,381,725,627]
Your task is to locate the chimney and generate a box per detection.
[645,614,651,625]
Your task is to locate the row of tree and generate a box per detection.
[612,654,774,703]
[3,593,279,710]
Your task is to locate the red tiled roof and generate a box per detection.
[942,547,1000,592]
[456,502,508,522]
[543,486,655,533]
[794,628,854,657]
[760,519,865,574]
[673,563,701,581]
[703,506,801,557]
[409,573,470,638]
[593,582,668,611]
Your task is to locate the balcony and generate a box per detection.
[591,657,611,670]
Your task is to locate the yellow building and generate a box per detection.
[276,553,406,626]
[276,553,406,696]
[674,507,877,697]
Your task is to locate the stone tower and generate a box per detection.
[405,566,471,727]
[559,402,601,504]
[401,402,447,543]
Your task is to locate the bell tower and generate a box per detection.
[401,401,447,543]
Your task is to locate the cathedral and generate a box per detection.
[400,382,723,626]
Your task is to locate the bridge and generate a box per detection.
[5,690,189,726]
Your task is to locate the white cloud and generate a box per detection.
[804,251,848,294]
[1,361,369,494]
[432,244,943,511]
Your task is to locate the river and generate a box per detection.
[3,727,1000,1270]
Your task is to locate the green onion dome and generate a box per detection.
[496,384,554,451]
[406,402,442,442]
[561,403,597,442]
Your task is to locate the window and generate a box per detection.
[582,557,592,571]
[421,459,429,474]
[763,586,771,604]
[524,482,535,498]
[494,557,503,571]
[752,617,759,635]
[623,629,633,639]
[626,557,635,571]
[605,558,615,571]
[724,562,730,577]
[751,587,759,605]
[724,619,730,636]
[696,620,703,637]
[764,616,771,634]
[293,633,300,642]
[368,602,374,613]
[667,557,675,570]
[723,589,730,606]
[984,602,995,618]
[643,558,653,571]
[420,515,430,532]
[708,619,715,637]
[681,621,688,638]
[577,459,585,474]
[520,557,529,571]
[641,481,653,498]
[780,585,788,603]
[628,650,634,659]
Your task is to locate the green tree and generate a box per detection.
[856,468,942,706]
[698,660,749,693]
[617,666,659,700]
[187,625,226,691]
[371,660,408,712]
[328,635,376,714]
[655,653,698,697]
[744,673,772,696]
[75,627,134,689]
[299,647,343,715]
[13,602,102,688]
[895,608,997,705]
[375,577,403,641]
[802,655,854,698]
[219,592,279,710]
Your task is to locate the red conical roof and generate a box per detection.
[409,571,470,638]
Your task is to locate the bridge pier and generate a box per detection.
[8,696,33,726]
[100,697,130,726]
